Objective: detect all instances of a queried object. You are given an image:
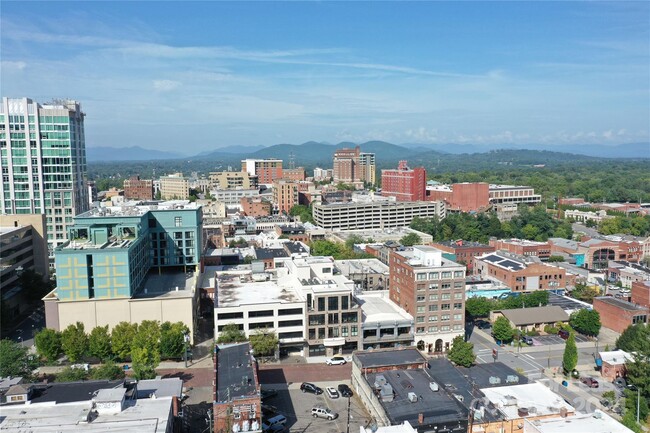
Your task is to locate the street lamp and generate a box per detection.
[629,385,641,424]
[183,331,191,368]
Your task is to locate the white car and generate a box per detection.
[326,387,339,399]
[326,356,346,365]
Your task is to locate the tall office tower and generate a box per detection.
[381,160,426,201]
[241,159,283,184]
[358,151,376,185]
[1,97,89,261]
[332,146,375,186]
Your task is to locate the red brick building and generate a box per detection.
[592,297,649,333]
[489,238,551,260]
[631,280,650,308]
[123,176,153,200]
[242,159,283,184]
[240,196,272,217]
[380,160,426,201]
[214,342,261,433]
[426,182,490,212]
[273,180,298,214]
[282,167,306,181]
[430,240,495,272]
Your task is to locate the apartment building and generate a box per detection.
[240,196,272,217]
[241,159,283,184]
[273,180,298,213]
[565,209,612,224]
[313,199,446,230]
[282,167,306,181]
[389,246,466,353]
[123,176,153,200]
[381,160,426,202]
[333,146,375,186]
[212,188,259,206]
[488,184,541,205]
[159,173,189,200]
[489,238,551,260]
[430,240,495,272]
[313,167,333,181]
[208,171,259,190]
[1,97,89,261]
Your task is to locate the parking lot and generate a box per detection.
[261,381,371,433]
[530,333,591,346]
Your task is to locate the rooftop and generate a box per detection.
[433,240,492,249]
[498,306,570,326]
[136,377,183,399]
[548,238,578,251]
[216,272,301,307]
[76,200,200,219]
[0,225,25,237]
[477,253,526,271]
[335,258,390,275]
[480,383,574,420]
[254,247,288,260]
[427,358,528,393]
[547,293,592,313]
[333,227,432,243]
[29,380,124,404]
[284,241,309,255]
[598,350,633,366]
[524,411,634,433]
[216,343,258,403]
[594,296,649,312]
[358,291,413,325]
[354,348,426,369]
[134,271,195,299]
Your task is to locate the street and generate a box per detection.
[5,305,45,348]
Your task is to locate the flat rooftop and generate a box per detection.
[594,296,649,312]
[480,383,574,420]
[0,225,25,236]
[497,238,549,246]
[358,291,413,325]
[547,293,592,312]
[477,253,526,271]
[0,395,173,432]
[527,411,634,433]
[29,380,124,404]
[354,348,426,369]
[334,227,432,243]
[216,273,301,307]
[392,248,464,269]
[335,259,389,275]
[365,369,468,426]
[433,240,491,249]
[133,271,195,299]
[216,343,258,403]
[77,200,200,218]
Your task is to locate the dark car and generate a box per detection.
[581,377,599,388]
[337,384,353,398]
[300,382,323,395]
[558,329,570,340]
[476,320,491,330]
[261,389,278,400]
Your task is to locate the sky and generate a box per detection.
[2,1,649,154]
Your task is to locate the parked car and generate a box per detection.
[262,404,279,418]
[581,377,599,388]
[326,387,340,399]
[475,320,491,330]
[261,389,278,400]
[267,415,287,427]
[558,329,570,340]
[262,423,285,433]
[300,382,323,395]
[326,356,347,365]
[523,336,534,345]
[311,406,339,420]
[613,377,626,389]
[338,384,353,397]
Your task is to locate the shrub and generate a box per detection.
[56,366,89,382]
[90,362,125,380]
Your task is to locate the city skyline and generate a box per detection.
[2,1,649,153]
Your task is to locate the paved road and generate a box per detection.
[5,305,45,347]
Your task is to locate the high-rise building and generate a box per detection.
[1,97,89,261]
[381,160,426,201]
[389,246,466,353]
[332,146,375,186]
[241,159,283,184]
[273,180,299,214]
[208,171,259,190]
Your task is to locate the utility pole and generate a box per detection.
[183,331,190,368]
[346,395,351,433]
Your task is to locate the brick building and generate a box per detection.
[282,167,306,181]
[240,196,272,217]
[242,159,283,185]
[426,182,490,212]
[123,176,153,200]
[213,342,261,433]
[598,350,633,381]
[631,280,650,308]
[332,146,375,186]
[380,160,426,202]
[592,297,649,333]
[489,238,551,260]
[389,246,466,353]
[430,240,495,272]
[473,252,571,292]
[549,237,644,269]
[272,180,298,214]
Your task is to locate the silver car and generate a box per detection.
[311,407,339,420]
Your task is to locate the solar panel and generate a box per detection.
[483,255,502,263]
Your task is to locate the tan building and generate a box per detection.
[123,176,153,200]
[489,306,569,332]
[333,146,375,186]
[208,171,259,190]
[159,173,189,200]
[240,196,272,217]
[282,167,306,181]
[473,252,570,292]
[273,180,298,213]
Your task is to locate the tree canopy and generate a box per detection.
[249,329,279,357]
[447,336,476,367]
[492,316,514,343]
[0,339,37,378]
[562,333,578,374]
[569,309,601,336]
[60,322,88,363]
[399,233,422,246]
[34,328,61,363]
[217,323,247,344]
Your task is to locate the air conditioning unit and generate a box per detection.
[408,392,418,403]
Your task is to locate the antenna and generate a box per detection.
[288,151,296,169]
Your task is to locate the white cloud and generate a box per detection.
[153,80,181,92]
[1,60,26,70]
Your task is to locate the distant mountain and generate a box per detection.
[86,146,185,161]
[197,145,266,156]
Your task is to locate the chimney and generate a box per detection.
[418,413,424,424]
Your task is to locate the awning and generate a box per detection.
[323,337,346,347]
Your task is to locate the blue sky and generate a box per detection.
[2,1,648,153]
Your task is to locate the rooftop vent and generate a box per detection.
[408,392,418,403]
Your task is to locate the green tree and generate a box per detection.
[547,255,565,262]
[56,366,89,382]
[399,233,422,247]
[160,322,189,360]
[621,410,642,433]
[90,362,125,380]
[131,346,159,380]
[217,323,247,344]
[625,352,650,405]
[345,235,366,250]
[132,320,161,355]
[88,325,112,361]
[111,322,138,361]
[570,283,600,303]
[465,297,493,319]
[624,388,649,424]
[492,316,514,343]
[447,336,476,367]
[562,333,578,374]
[34,328,62,363]
[616,323,650,354]
[60,322,88,363]
[569,309,601,336]
[0,339,38,378]
[249,329,278,357]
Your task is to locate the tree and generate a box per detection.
[111,322,138,361]
[217,323,247,344]
[60,322,88,363]
[570,283,600,303]
[399,233,422,247]
[132,320,161,355]
[465,297,493,319]
[447,336,476,367]
[625,352,650,405]
[547,255,565,262]
[160,322,189,360]
[34,328,62,363]
[249,329,278,357]
[90,362,125,380]
[492,316,514,343]
[56,366,89,382]
[131,346,159,380]
[621,410,642,433]
[616,323,650,354]
[569,309,601,336]
[345,235,365,251]
[0,339,37,378]
[88,325,112,361]
[624,388,649,424]
[562,333,578,374]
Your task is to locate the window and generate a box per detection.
[454,314,463,321]
[248,310,273,318]
[429,283,439,289]
[454,303,463,310]
[428,326,438,332]
[328,327,339,338]
[429,294,438,301]
[454,293,463,299]
[441,293,451,300]
[441,303,451,310]
[174,216,182,227]
[279,319,302,327]
[341,295,349,310]
[441,271,452,279]
[454,281,463,288]
[416,316,425,323]
[248,321,273,329]
[341,326,348,337]
[428,305,438,312]
[454,271,464,278]
[328,313,339,324]
[217,312,243,320]
[309,315,325,326]
[308,328,316,339]
[328,296,339,311]
[318,328,326,339]
[416,327,425,334]
[441,325,450,331]
[441,314,450,321]
[428,315,438,322]
[417,306,425,313]
[342,312,358,323]
[453,324,463,331]
[318,297,325,311]
[417,295,425,302]
[428,272,439,279]
[351,326,358,336]
[417,273,427,281]
[441,283,451,290]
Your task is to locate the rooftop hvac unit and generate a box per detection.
[489,376,501,385]
[506,375,519,384]
[408,392,418,403]
[380,384,394,402]
[504,396,518,406]
[429,382,439,392]
[374,375,387,388]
